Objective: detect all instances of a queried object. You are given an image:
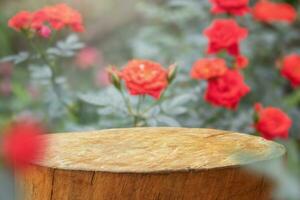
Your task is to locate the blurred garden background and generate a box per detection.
[1,0,300,199]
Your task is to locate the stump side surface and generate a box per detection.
[22,165,272,200]
[36,127,285,173]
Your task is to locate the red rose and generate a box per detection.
[254,103,292,140]
[205,70,250,109]
[42,4,84,32]
[190,58,228,80]
[1,119,47,171]
[121,60,168,99]
[8,11,32,31]
[280,54,300,88]
[210,0,250,16]
[204,19,248,56]
[252,1,296,24]
[234,55,249,69]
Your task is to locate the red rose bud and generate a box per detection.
[280,54,300,88]
[120,59,168,99]
[38,25,51,38]
[254,103,292,140]
[191,58,228,80]
[210,0,250,16]
[167,64,177,84]
[204,19,248,56]
[205,70,250,109]
[234,55,249,70]
[252,0,296,24]
[1,119,48,172]
[107,66,121,90]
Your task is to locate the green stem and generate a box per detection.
[134,95,146,127]
[119,89,134,115]
[29,40,77,119]
[137,95,144,114]
[143,91,166,114]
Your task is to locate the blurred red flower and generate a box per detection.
[234,55,249,69]
[42,3,84,32]
[280,54,300,88]
[190,58,228,80]
[75,47,101,70]
[210,0,250,16]
[252,1,296,24]
[121,59,168,99]
[205,70,250,109]
[0,79,12,96]
[1,119,47,171]
[8,11,32,31]
[0,62,13,77]
[254,103,292,140]
[8,11,46,32]
[95,68,110,87]
[8,4,84,35]
[204,19,248,56]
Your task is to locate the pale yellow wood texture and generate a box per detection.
[22,127,285,200]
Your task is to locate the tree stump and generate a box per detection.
[21,127,285,200]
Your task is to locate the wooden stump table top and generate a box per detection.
[37,127,285,173]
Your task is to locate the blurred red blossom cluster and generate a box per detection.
[0,119,47,172]
[252,0,297,24]
[8,3,84,38]
[203,0,295,139]
[191,3,251,110]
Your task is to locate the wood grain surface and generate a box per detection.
[21,127,285,200]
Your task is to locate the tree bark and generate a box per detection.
[21,127,285,200]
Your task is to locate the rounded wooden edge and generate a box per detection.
[35,127,286,173]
